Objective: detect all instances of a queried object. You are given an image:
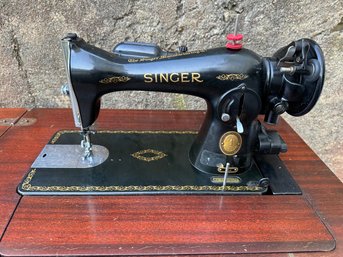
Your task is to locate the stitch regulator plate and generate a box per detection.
[31,145,109,169]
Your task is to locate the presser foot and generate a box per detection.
[80,130,95,162]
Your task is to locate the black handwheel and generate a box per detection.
[286,40,325,116]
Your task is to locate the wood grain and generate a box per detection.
[265,118,343,257]
[0,108,27,239]
[0,196,334,256]
[0,108,341,256]
[0,108,204,242]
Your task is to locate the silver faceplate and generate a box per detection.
[32,145,109,169]
[61,39,82,128]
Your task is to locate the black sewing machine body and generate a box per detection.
[17,33,324,195]
[67,37,267,174]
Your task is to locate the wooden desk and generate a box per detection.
[0,108,342,256]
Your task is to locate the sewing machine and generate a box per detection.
[18,27,324,196]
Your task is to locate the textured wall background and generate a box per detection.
[0,0,342,179]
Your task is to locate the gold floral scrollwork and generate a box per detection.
[216,73,249,81]
[131,149,167,162]
[22,130,263,193]
[99,76,131,84]
[21,168,36,191]
[50,130,198,145]
[21,168,263,192]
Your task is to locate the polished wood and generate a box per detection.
[0,108,27,239]
[0,108,205,243]
[0,108,341,256]
[0,196,334,256]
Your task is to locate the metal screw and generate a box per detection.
[280,66,295,74]
[61,84,70,96]
[221,113,230,122]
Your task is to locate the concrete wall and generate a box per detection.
[0,0,342,179]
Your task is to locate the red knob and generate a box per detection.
[226,42,243,50]
[226,33,243,50]
[227,34,243,41]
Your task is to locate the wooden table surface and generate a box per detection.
[0,108,342,256]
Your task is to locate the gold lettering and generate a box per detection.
[143,73,203,83]
[144,73,153,83]
[181,73,190,83]
[160,73,169,83]
[170,73,180,83]
[192,73,203,82]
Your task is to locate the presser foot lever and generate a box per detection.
[222,163,230,191]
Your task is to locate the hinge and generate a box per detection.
[0,118,17,126]
[0,118,36,126]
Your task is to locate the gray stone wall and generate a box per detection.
[0,0,342,179]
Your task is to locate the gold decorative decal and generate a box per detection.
[210,176,241,184]
[128,50,206,63]
[216,73,248,81]
[21,169,262,192]
[144,72,203,83]
[219,131,242,156]
[99,76,131,84]
[50,130,198,144]
[22,130,263,193]
[131,149,167,162]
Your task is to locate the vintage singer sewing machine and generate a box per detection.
[18,30,324,196]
